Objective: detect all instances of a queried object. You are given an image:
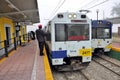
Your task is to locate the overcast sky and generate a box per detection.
[27,0,120,32]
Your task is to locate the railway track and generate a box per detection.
[52,70,94,80]
[93,55,120,76]
[52,55,120,80]
[98,55,120,66]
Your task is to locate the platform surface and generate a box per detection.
[112,42,120,48]
[0,40,46,80]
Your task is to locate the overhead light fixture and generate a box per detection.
[8,4,15,9]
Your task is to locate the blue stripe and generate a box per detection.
[52,50,67,58]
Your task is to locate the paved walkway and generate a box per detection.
[112,42,120,48]
[112,42,120,52]
[0,40,45,80]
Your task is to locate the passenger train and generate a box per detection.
[45,12,92,71]
[91,20,112,54]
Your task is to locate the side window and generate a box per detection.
[92,28,96,38]
[55,24,65,41]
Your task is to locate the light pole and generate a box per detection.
[96,9,99,20]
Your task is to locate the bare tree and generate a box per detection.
[111,3,120,17]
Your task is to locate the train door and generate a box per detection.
[5,25,11,46]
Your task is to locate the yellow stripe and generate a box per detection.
[105,43,112,49]
[0,47,20,64]
[43,47,54,80]
[0,57,6,64]
[112,47,120,52]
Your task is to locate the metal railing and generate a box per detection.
[0,34,32,58]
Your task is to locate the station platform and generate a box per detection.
[0,40,53,80]
[107,42,120,61]
[112,42,120,52]
[0,40,120,80]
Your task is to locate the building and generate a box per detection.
[0,17,15,48]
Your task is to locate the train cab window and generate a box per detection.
[55,24,89,41]
[96,28,110,38]
[67,24,89,41]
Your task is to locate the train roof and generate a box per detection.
[92,20,112,23]
[92,20,112,28]
[50,12,90,23]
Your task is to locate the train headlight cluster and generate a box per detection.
[68,14,77,18]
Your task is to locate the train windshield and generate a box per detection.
[92,28,111,39]
[55,24,89,41]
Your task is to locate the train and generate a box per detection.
[91,20,112,55]
[45,12,92,71]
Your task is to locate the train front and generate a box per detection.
[48,12,92,71]
[92,20,112,55]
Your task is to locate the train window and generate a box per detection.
[92,28,96,39]
[67,24,89,41]
[96,28,110,38]
[55,24,66,41]
[55,24,89,41]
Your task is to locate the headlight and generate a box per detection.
[73,14,77,18]
[68,14,72,18]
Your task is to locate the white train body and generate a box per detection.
[92,39,112,52]
[46,12,92,67]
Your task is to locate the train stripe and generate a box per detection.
[52,50,67,58]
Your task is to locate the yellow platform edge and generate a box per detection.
[43,47,54,80]
[112,47,120,52]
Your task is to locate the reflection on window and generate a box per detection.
[97,28,110,38]
[92,28,110,39]
[55,24,89,41]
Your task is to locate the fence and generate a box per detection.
[0,34,31,58]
